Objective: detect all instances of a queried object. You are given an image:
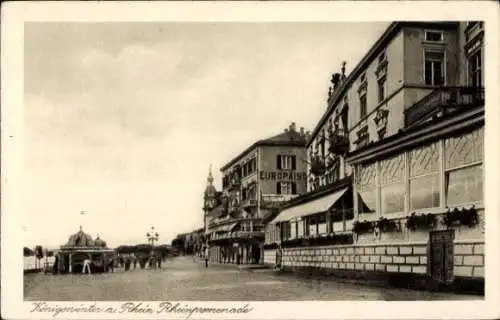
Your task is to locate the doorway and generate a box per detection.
[429,230,455,283]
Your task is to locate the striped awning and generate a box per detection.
[270,187,349,224]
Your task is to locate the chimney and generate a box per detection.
[289,122,296,132]
[300,127,305,136]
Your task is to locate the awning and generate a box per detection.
[270,187,349,224]
[213,223,238,233]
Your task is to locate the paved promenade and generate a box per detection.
[24,256,481,301]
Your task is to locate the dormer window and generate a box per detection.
[425,30,444,42]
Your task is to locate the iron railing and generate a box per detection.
[404,86,484,127]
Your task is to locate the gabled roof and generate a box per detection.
[220,129,307,171]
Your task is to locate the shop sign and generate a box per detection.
[259,171,306,181]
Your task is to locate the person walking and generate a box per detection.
[82,258,92,274]
[204,246,209,268]
[109,258,114,273]
[53,254,59,275]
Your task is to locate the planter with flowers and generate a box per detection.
[442,206,479,228]
[405,212,437,231]
[375,217,399,232]
[352,220,374,234]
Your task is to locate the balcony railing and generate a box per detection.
[404,86,484,127]
[327,129,350,155]
[242,198,258,208]
[210,231,265,242]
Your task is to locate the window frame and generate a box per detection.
[408,143,441,211]
[377,76,386,103]
[424,30,444,42]
[468,49,482,87]
[359,94,367,119]
[444,129,484,207]
[424,49,445,86]
[354,128,484,217]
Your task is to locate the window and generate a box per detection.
[277,182,297,195]
[425,30,443,42]
[357,163,377,215]
[297,219,304,238]
[424,51,444,86]
[469,50,482,87]
[377,76,386,102]
[360,94,367,118]
[444,128,483,206]
[379,154,405,214]
[356,125,369,149]
[280,221,291,240]
[409,143,440,210]
[277,155,296,170]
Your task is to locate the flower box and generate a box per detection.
[442,206,479,228]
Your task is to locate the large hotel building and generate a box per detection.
[203,123,309,264]
[265,21,484,289]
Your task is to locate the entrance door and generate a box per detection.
[429,230,454,283]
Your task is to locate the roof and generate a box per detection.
[271,187,349,223]
[280,175,353,210]
[220,129,307,172]
[65,229,95,247]
[306,21,460,148]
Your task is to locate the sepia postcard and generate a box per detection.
[2,1,500,319]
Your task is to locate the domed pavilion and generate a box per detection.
[56,226,115,274]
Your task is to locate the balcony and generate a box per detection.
[404,86,484,128]
[242,198,258,208]
[261,194,298,208]
[328,129,350,155]
[210,231,265,242]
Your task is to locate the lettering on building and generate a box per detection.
[259,171,307,181]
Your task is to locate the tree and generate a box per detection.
[34,245,44,269]
[24,247,35,257]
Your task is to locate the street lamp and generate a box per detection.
[146,226,159,251]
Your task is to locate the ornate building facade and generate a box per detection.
[265,21,484,289]
[204,123,309,264]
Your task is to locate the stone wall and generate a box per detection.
[453,241,484,278]
[280,241,484,279]
[263,249,276,265]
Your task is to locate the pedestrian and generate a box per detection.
[204,246,209,268]
[275,244,283,270]
[133,258,137,270]
[53,254,59,275]
[82,258,92,274]
[157,257,162,269]
[109,258,114,273]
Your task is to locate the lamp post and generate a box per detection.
[146,226,159,255]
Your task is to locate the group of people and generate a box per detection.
[117,255,163,271]
[50,254,165,275]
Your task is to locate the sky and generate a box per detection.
[23,22,391,249]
